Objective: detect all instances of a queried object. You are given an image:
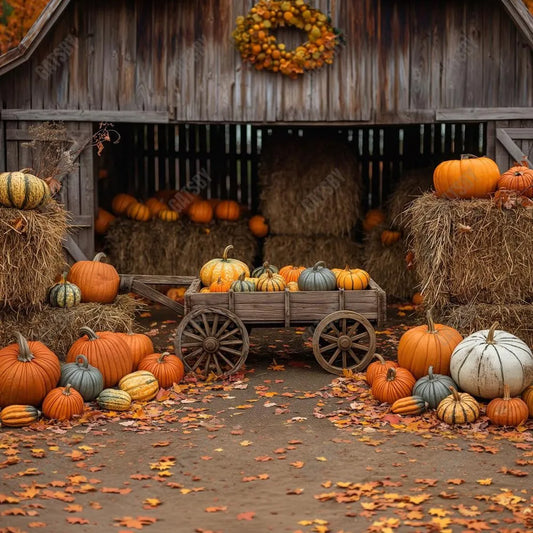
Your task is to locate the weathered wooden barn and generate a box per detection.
[0,0,532,258]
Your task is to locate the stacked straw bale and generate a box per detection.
[0,202,68,311]
[406,193,533,345]
[105,219,258,275]
[259,135,362,268]
[363,168,433,300]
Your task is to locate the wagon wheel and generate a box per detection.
[312,311,376,375]
[175,307,249,379]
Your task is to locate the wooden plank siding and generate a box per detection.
[0,0,531,123]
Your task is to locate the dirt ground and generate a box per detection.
[1,303,532,533]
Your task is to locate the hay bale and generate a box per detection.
[263,235,363,268]
[405,193,533,311]
[106,219,258,275]
[0,294,139,360]
[259,136,361,236]
[363,230,419,300]
[0,201,68,311]
[445,303,533,349]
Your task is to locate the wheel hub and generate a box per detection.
[337,334,352,351]
[203,337,220,353]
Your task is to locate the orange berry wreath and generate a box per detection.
[232,0,343,78]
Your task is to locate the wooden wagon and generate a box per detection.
[174,278,386,377]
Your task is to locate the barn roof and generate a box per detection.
[0,0,532,77]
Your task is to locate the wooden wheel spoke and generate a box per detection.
[217,327,241,342]
[327,348,341,365]
[348,348,361,363]
[321,333,340,344]
[219,345,243,357]
[212,354,224,376]
[351,331,369,342]
[329,322,341,335]
[181,341,204,348]
[201,313,211,336]
[189,351,207,371]
[341,318,347,334]
[352,342,370,352]
[347,322,359,337]
[182,347,203,361]
[202,353,212,376]
[215,318,232,338]
[220,338,243,346]
[319,342,338,353]
[210,314,219,336]
[189,319,208,337]
[182,330,205,342]
[217,351,237,367]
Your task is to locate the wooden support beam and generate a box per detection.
[496,128,532,166]
[119,274,196,286]
[128,279,184,315]
[437,107,533,121]
[500,0,533,49]
[0,120,5,172]
[1,109,170,123]
[62,234,88,262]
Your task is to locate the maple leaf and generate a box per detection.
[1,507,26,516]
[447,478,464,485]
[143,498,161,507]
[151,441,170,447]
[286,488,304,495]
[64,504,83,512]
[499,466,528,477]
[14,486,40,499]
[476,478,492,485]
[66,517,89,524]
[27,522,47,528]
[115,516,157,529]
[415,478,438,486]
[428,508,448,517]
[236,511,255,520]
[205,506,227,513]
[290,461,304,469]
[456,504,480,517]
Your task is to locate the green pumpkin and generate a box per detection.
[230,272,255,292]
[48,273,82,308]
[298,261,337,291]
[96,389,132,411]
[251,261,279,278]
[413,366,458,409]
[0,170,51,209]
[59,355,104,402]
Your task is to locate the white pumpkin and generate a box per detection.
[450,323,533,400]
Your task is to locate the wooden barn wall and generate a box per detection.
[0,0,532,121]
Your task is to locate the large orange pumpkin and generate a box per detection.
[111,193,137,215]
[0,332,61,408]
[200,245,250,286]
[66,327,133,388]
[116,331,155,370]
[188,200,213,224]
[42,384,85,421]
[397,311,463,378]
[248,215,269,238]
[138,352,185,389]
[94,208,115,235]
[433,155,500,199]
[497,166,533,198]
[67,253,120,304]
[215,200,241,221]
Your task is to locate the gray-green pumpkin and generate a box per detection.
[49,273,81,308]
[251,261,279,278]
[413,366,458,409]
[298,261,337,291]
[59,354,104,401]
[230,272,255,292]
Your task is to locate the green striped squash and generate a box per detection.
[230,272,255,292]
[96,389,132,411]
[118,370,159,401]
[413,366,457,409]
[390,395,428,415]
[0,171,51,209]
[49,273,82,308]
[0,405,41,427]
[251,262,279,278]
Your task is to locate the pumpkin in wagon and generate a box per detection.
[0,332,61,408]
[200,245,250,286]
[209,277,233,292]
[42,384,84,421]
[336,267,370,290]
[279,265,306,284]
[0,170,51,209]
[230,273,255,292]
[256,270,286,292]
[298,261,337,291]
[252,261,279,278]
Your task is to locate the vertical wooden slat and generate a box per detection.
[0,118,5,172]
[76,122,95,258]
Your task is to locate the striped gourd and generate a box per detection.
[251,262,279,278]
[0,405,41,427]
[200,245,250,286]
[298,262,337,291]
[450,323,533,399]
[256,270,286,292]
[0,171,51,210]
[158,209,179,222]
[96,389,132,411]
[48,273,81,308]
[437,387,480,425]
[126,202,151,221]
[336,267,370,290]
[118,370,159,401]
[390,395,428,415]
[413,366,457,409]
[230,273,255,292]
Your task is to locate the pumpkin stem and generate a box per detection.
[238,272,246,281]
[60,271,68,283]
[14,332,34,362]
[386,367,397,381]
[372,353,386,365]
[460,154,478,160]
[93,252,107,262]
[158,352,170,363]
[426,310,438,334]
[263,261,271,270]
[313,261,326,270]
[75,354,89,367]
[79,326,99,340]
[222,245,233,261]
[427,366,434,379]
[64,383,73,395]
[486,322,498,344]
[449,386,461,402]
[503,383,510,401]
[344,264,350,271]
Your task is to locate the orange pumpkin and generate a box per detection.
[42,384,84,421]
[67,253,120,304]
[200,245,250,286]
[111,193,137,215]
[497,165,533,198]
[286,281,299,292]
[279,265,306,284]
[166,287,187,300]
[380,229,402,246]
[188,200,213,224]
[209,277,233,292]
[0,332,61,408]
[126,202,151,221]
[365,353,399,386]
[433,155,500,199]
[362,209,386,232]
[138,352,185,389]
[486,384,529,427]
[397,311,463,378]
[215,200,240,221]
[248,215,269,238]
[371,367,416,404]
[155,189,178,203]
[116,331,155,370]
[145,197,167,216]
[522,386,533,418]
[94,208,115,235]
[169,190,200,214]
[336,267,370,290]
[412,292,424,305]
[66,327,134,388]
[158,209,179,222]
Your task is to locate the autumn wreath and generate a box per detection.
[232,0,342,78]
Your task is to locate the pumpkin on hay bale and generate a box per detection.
[263,235,363,269]
[405,192,533,311]
[259,136,362,237]
[0,202,68,311]
[105,218,257,276]
[0,294,139,361]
